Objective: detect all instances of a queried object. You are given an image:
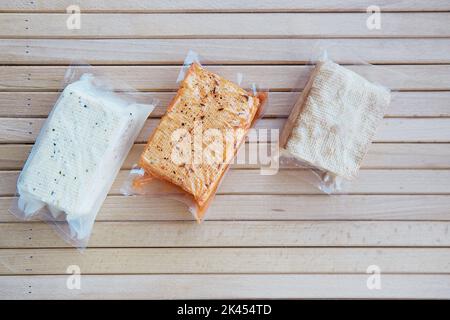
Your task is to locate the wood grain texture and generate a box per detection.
[2,0,450,12]
[1,169,450,196]
[2,39,450,64]
[0,65,448,91]
[2,274,450,299]
[1,1,449,300]
[2,143,449,170]
[0,248,449,275]
[1,221,450,248]
[2,91,450,118]
[2,195,450,222]
[1,118,449,143]
[1,13,449,38]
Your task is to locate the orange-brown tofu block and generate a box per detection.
[139,63,264,214]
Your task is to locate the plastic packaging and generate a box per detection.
[279,47,392,193]
[122,51,267,221]
[10,65,157,248]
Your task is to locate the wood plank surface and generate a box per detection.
[2,143,449,170]
[1,13,449,38]
[0,248,449,275]
[2,274,450,299]
[1,118,450,143]
[2,91,450,118]
[3,39,450,64]
[1,169,450,196]
[2,1,450,12]
[0,65,448,91]
[1,221,450,248]
[0,0,449,300]
[2,195,450,222]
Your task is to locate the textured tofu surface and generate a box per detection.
[284,60,391,179]
[17,76,137,217]
[140,63,263,210]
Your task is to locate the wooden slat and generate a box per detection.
[387,92,450,117]
[0,65,448,91]
[1,221,449,248]
[375,118,450,142]
[2,39,450,64]
[2,274,449,299]
[0,248,448,274]
[360,143,450,169]
[208,169,450,195]
[1,169,450,196]
[2,143,450,170]
[2,1,450,13]
[1,118,449,143]
[3,195,450,222]
[2,91,450,118]
[1,13,449,38]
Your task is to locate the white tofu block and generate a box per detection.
[283,60,391,179]
[17,74,152,222]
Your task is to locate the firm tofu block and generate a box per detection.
[283,60,391,179]
[17,75,143,218]
[140,63,264,213]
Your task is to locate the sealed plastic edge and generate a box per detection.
[280,48,393,194]
[122,53,269,222]
[10,65,157,248]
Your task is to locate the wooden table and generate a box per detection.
[0,1,450,299]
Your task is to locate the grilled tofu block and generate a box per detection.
[139,63,265,218]
[281,60,391,179]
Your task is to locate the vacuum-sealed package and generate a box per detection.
[280,51,391,193]
[10,67,157,247]
[122,51,267,221]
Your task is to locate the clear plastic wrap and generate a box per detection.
[279,47,392,193]
[10,65,157,248]
[122,51,268,221]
